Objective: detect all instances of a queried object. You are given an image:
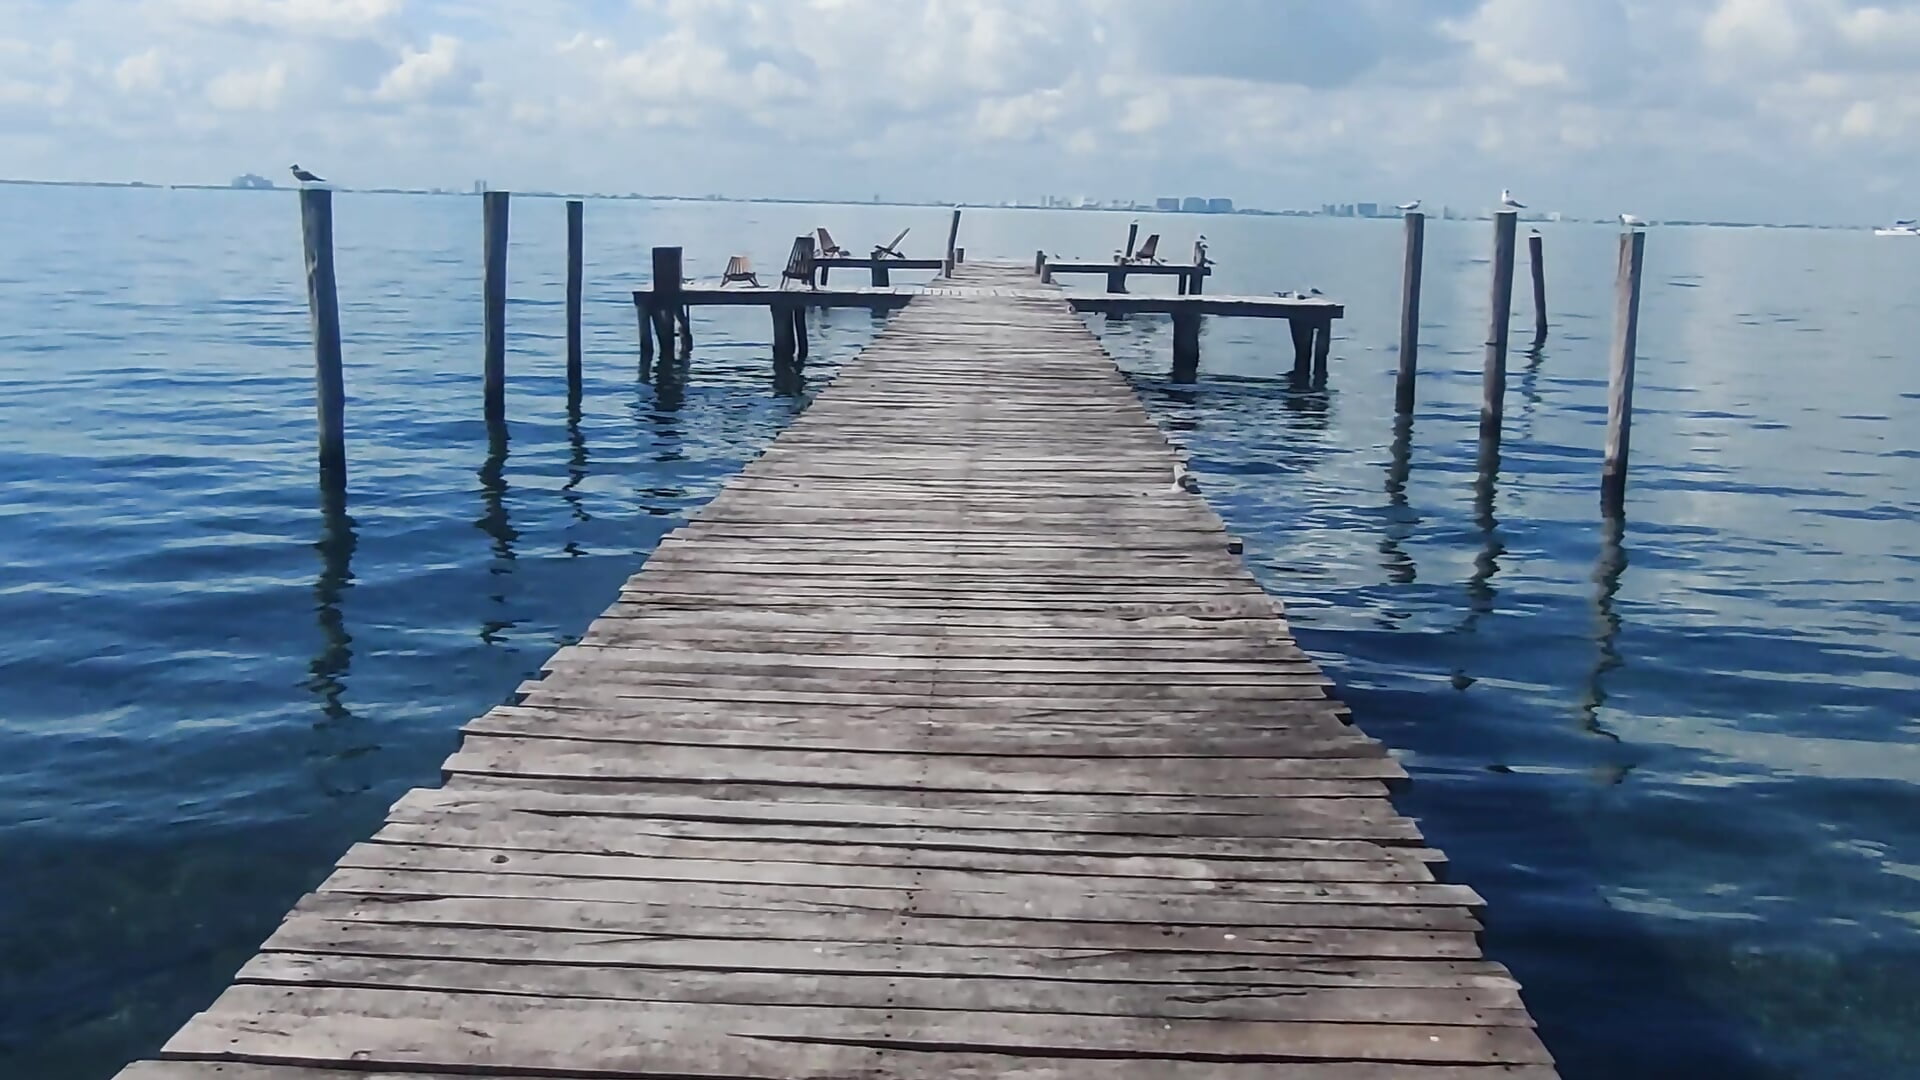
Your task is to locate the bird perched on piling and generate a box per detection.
[1396,200,1421,211]
[290,164,326,184]
[1500,188,1526,209]
[1619,213,1647,228]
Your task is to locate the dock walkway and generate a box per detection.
[120,262,1555,1079]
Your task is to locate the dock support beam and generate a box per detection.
[651,246,682,363]
[772,301,799,361]
[1289,318,1314,380]
[482,190,509,426]
[636,299,652,382]
[1602,230,1646,513]
[1481,211,1518,442]
[1396,211,1425,414]
[942,208,962,277]
[1529,230,1548,346]
[1171,311,1201,381]
[1107,268,1127,294]
[1312,314,1332,382]
[565,199,583,409]
[299,188,346,486]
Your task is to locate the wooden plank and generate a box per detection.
[129,1060,1559,1080]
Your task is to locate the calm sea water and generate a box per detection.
[1,188,1915,1079]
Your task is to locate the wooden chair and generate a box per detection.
[816,228,848,258]
[1127,233,1162,264]
[720,255,759,287]
[872,227,910,259]
[779,234,817,290]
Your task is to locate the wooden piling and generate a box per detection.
[1311,314,1332,382]
[1528,230,1548,346]
[1034,250,1046,276]
[1189,268,1205,295]
[651,246,682,359]
[1395,211,1425,414]
[793,306,809,360]
[1106,267,1127,294]
[299,188,346,483]
[942,208,962,277]
[1480,211,1518,440]
[954,247,965,264]
[565,199,583,407]
[771,302,797,360]
[636,299,652,382]
[1289,317,1314,379]
[871,262,890,287]
[1601,229,1646,513]
[482,190,509,425]
[1124,222,1139,261]
[1171,311,1201,374]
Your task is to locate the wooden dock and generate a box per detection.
[120,261,1555,1080]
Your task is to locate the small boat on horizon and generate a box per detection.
[1874,219,1919,236]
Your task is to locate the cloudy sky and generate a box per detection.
[2,0,1916,222]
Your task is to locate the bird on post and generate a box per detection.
[1396,199,1421,212]
[290,164,326,185]
[1619,213,1647,228]
[1500,188,1526,210]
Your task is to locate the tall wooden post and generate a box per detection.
[1034,250,1046,276]
[565,199,583,408]
[1528,230,1548,346]
[635,298,652,383]
[482,191,510,425]
[1124,222,1139,261]
[942,207,962,277]
[650,246,681,359]
[772,302,797,360]
[300,188,346,484]
[1395,211,1425,414]
[1480,211,1518,441]
[1601,230,1647,513]
[1171,311,1201,374]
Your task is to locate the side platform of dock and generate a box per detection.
[118,262,1556,1079]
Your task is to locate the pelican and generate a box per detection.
[1500,188,1526,210]
[290,164,326,184]
[1620,213,1646,227]
[1395,199,1421,211]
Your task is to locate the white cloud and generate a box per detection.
[205,61,287,109]
[372,33,471,103]
[114,49,169,94]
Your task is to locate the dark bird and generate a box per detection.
[290,164,326,184]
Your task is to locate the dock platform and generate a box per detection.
[120,262,1554,1079]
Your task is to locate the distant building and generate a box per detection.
[1156,197,1180,211]
[1180,196,1207,213]
[1321,203,1336,216]
[472,180,487,194]
[1206,197,1234,214]
[230,173,274,190]
[1339,203,1356,217]
[1357,202,1378,218]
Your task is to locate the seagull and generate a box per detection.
[1500,188,1526,210]
[1308,287,1323,296]
[1619,213,1646,227]
[1171,462,1200,494]
[290,164,326,184]
[1396,200,1421,212]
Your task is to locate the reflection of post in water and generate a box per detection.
[1465,431,1505,615]
[307,478,356,725]
[1579,513,1631,762]
[1378,413,1417,586]
[774,354,806,398]
[476,420,518,644]
[652,347,690,412]
[563,413,590,526]
[1516,341,1548,435]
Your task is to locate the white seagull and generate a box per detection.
[290,164,326,184]
[1396,200,1421,212]
[1500,188,1526,210]
[1620,213,1647,227]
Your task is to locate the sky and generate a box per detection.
[2,0,1918,222]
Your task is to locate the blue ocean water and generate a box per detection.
[1,187,1916,1079]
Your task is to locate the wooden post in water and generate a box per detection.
[1528,230,1548,346]
[1601,229,1646,513]
[954,246,964,264]
[565,200,583,408]
[1480,211,1519,441]
[771,301,797,361]
[793,307,809,360]
[1288,318,1314,380]
[636,298,652,382]
[482,190,510,425]
[942,208,962,277]
[1171,311,1201,376]
[299,188,346,484]
[871,262,890,287]
[651,246,682,359]
[1395,211,1425,414]
[1034,250,1046,276]
[1311,314,1333,383]
[1124,222,1139,261]
[1107,267,1127,294]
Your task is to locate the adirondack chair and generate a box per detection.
[1127,233,1163,264]
[816,228,848,258]
[872,227,910,259]
[779,234,817,290]
[720,255,759,286]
